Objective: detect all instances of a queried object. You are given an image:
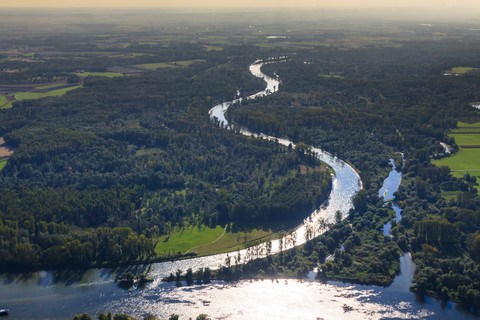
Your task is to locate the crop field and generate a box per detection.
[0,160,6,171]
[15,85,81,100]
[132,60,197,70]
[155,225,272,257]
[35,82,69,90]
[434,122,480,188]
[445,67,475,74]
[73,72,123,78]
[132,62,176,70]
[203,45,223,51]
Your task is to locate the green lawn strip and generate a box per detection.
[73,72,123,78]
[15,86,81,100]
[0,160,7,171]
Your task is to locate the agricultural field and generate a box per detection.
[433,121,480,187]
[203,45,223,51]
[132,62,176,70]
[73,72,123,78]
[15,85,81,100]
[445,67,476,74]
[0,160,6,171]
[132,60,197,70]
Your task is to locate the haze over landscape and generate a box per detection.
[3,0,480,7]
[1,0,480,319]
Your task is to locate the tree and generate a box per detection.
[73,314,93,320]
[352,189,368,213]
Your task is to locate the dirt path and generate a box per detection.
[0,137,14,157]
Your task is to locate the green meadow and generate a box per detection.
[155,225,272,257]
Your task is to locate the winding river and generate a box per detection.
[0,61,478,319]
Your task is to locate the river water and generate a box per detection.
[0,62,478,319]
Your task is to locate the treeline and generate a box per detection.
[72,312,211,320]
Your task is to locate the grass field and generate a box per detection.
[445,67,475,74]
[155,225,272,257]
[15,85,81,100]
[0,160,7,171]
[74,72,123,78]
[433,121,480,189]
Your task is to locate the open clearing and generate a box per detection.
[155,225,272,257]
[434,122,480,190]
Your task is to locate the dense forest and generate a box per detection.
[0,44,332,270]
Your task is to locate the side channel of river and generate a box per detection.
[0,61,478,319]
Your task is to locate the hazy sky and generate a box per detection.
[2,0,480,8]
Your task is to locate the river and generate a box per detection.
[0,61,478,319]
